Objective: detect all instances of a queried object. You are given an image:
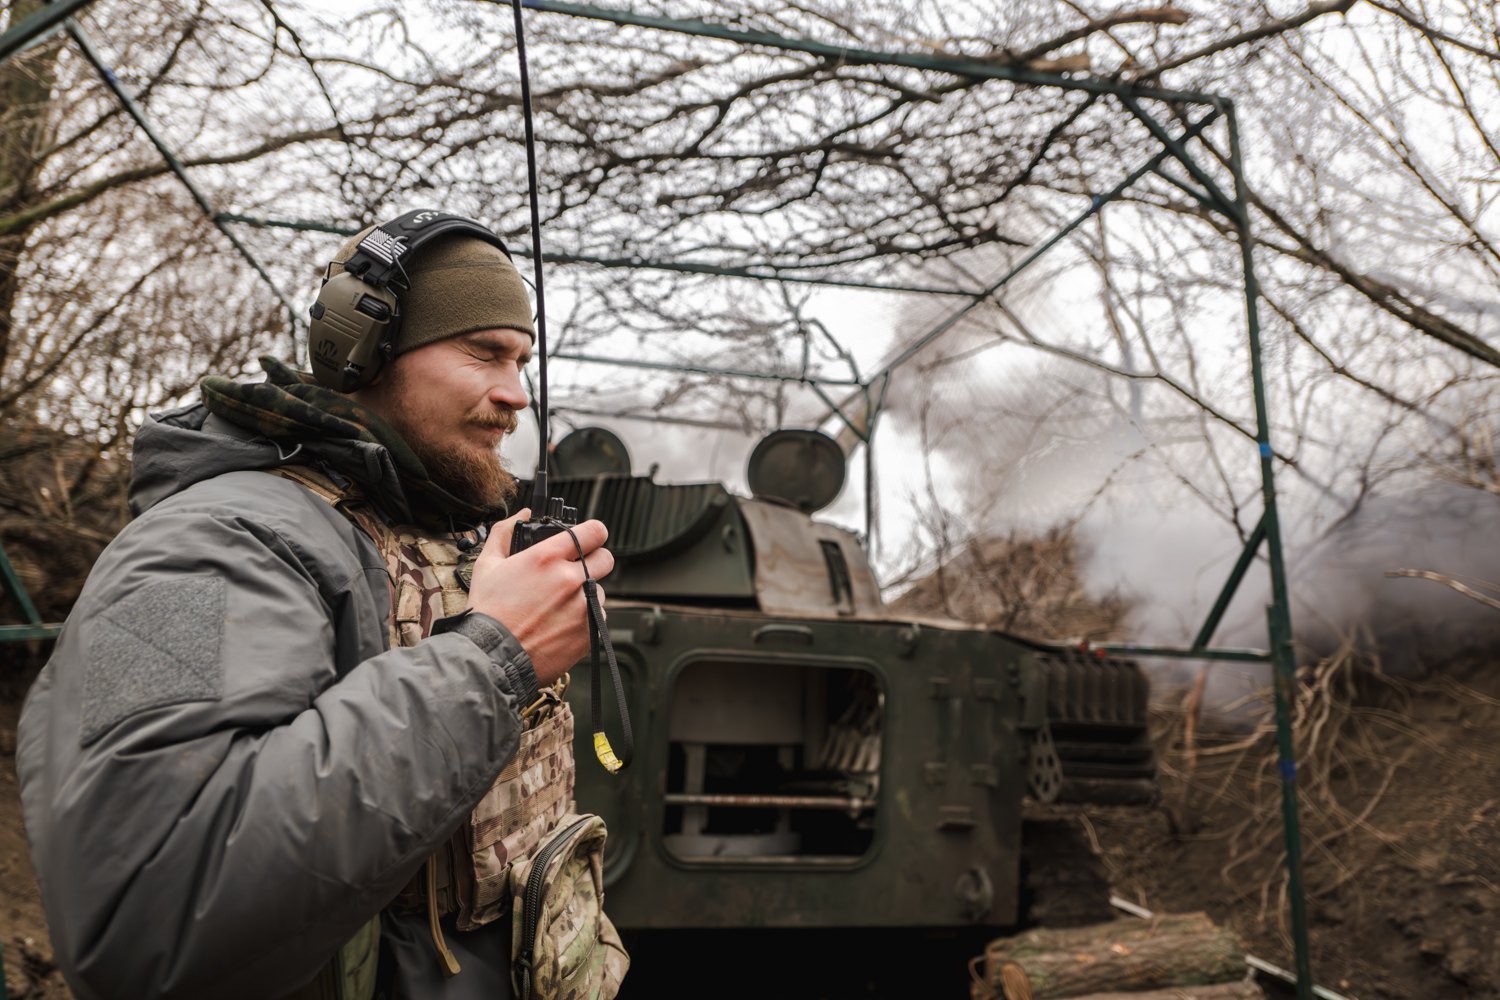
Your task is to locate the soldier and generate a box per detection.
[17,214,622,999]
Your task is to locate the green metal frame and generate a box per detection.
[214,212,981,298]
[0,2,1317,994]
[62,22,301,324]
[0,541,60,641]
[0,0,95,62]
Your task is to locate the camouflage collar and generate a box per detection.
[200,357,504,530]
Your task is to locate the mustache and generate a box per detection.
[469,411,519,434]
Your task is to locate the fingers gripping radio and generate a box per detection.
[509,500,633,775]
[453,497,632,775]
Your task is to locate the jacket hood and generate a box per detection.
[130,357,505,530]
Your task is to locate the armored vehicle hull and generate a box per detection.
[541,457,1153,933]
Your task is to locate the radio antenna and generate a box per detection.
[504,0,634,776]
[511,0,549,515]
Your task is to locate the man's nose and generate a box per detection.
[489,370,529,410]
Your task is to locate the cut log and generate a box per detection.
[1067,984,1264,1000]
[970,970,1264,1000]
[980,913,1248,999]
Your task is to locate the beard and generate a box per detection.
[376,367,520,509]
[419,420,520,509]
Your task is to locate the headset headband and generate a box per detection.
[342,209,513,289]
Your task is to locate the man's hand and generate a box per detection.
[466,508,615,685]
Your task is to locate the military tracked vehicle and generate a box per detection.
[540,427,1155,936]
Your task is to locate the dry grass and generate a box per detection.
[1133,644,1500,982]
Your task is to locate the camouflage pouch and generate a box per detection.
[510,813,629,1000]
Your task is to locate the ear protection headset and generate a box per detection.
[307,208,514,393]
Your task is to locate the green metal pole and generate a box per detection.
[1120,96,1238,215]
[519,0,1222,107]
[0,624,62,640]
[64,23,302,331]
[0,536,62,643]
[1094,644,1271,663]
[1190,512,1268,650]
[538,253,976,297]
[866,374,891,555]
[1149,165,1221,213]
[0,542,45,627]
[213,213,357,236]
[862,381,875,544]
[806,381,872,440]
[0,0,95,64]
[551,405,749,432]
[1223,99,1315,1000]
[552,351,862,385]
[215,213,980,298]
[869,108,1220,383]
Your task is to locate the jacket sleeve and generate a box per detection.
[17,478,537,1000]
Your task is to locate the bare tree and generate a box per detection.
[3,0,1498,633]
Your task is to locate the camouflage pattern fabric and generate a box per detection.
[509,814,629,1000]
[266,465,576,924]
[462,701,576,931]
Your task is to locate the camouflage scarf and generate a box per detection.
[201,356,505,531]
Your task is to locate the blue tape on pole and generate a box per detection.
[1259,442,1272,457]
[1279,759,1296,782]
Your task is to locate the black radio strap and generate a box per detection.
[563,525,634,773]
[341,209,514,289]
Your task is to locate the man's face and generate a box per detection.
[357,327,532,507]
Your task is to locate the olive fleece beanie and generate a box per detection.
[333,223,535,353]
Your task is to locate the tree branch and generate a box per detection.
[1134,0,1356,80]
[1363,0,1500,60]
[1386,569,1500,613]
[1014,6,1190,64]
[0,124,345,235]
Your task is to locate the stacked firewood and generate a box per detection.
[970,913,1264,1000]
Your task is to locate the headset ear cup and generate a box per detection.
[307,272,398,391]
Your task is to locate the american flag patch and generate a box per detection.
[359,229,408,265]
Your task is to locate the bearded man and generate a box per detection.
[17,215,615,999]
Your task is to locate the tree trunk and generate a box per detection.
[980,913,1249,999]
[0,0,62,396]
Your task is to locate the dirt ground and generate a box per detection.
[1,694,70,1000]
[1,646,1497,999]
[1086,652,1500,999]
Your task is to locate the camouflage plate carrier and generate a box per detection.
[269,465,609,1000]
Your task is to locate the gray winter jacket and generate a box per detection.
[18,397,538,999]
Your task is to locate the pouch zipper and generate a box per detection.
[517,816,594,998]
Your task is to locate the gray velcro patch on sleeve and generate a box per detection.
[82,577,226,746]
